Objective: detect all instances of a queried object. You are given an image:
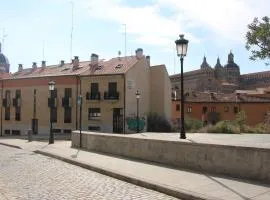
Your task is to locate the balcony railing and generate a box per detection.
[86,92,101,100]
[104,91,119,100]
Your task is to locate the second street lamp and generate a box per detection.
[175,34,189,139]
[136,90,140,133]
[48,80,56,144]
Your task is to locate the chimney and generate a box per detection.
[18,64,23,72]
[210,92,215,101]
[41,61,46,68]
[135,48,144,59]
[91,53,99,66]
[73,56,79,69]
[59,60,65,66]
[146,55,150,66]
[32,62,37,69]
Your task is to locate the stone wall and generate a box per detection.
[72,131,270,182]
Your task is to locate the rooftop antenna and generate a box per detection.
[122,24,127,58]
[1,28,8,52]
[173,45,176,74]
[42,40,45,61]
[70,1,74,60]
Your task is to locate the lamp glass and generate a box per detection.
[175,34,189,57]
[48,81,55,91]
[136,91,140,99]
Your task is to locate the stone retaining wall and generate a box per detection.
[72,131,270,182]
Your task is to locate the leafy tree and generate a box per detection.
[245,16,270,65]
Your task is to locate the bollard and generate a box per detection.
[27,129,33,142]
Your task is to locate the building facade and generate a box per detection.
[0,49,171,136]
[170,51,270,94]
[172,92,270,126]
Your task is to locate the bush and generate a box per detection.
[147,113,172,132]
[185,118,203,132]
[235,111,247,132]
[207,120,240,134]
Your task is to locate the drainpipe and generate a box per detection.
[123,74,126,134]
[0,80,3,136]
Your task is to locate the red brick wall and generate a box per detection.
[172,100,269,125]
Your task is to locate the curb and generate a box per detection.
[35,150,219,200]
[0,142,22,149]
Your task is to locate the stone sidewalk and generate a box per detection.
[0,138,270,200]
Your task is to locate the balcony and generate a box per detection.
[62,97,72,107]
[104,91,119,100]
[86,92,101,100]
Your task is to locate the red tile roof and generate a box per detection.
[5,56,139,80]
[174,92,270,103]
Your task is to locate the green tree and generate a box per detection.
[245,16,270,65]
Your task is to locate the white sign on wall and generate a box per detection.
[127,80,135,89]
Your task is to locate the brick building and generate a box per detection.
[170,51,270,93]
[172,92,270,126]
[0,48,171,136]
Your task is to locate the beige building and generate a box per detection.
[0,48,171,136]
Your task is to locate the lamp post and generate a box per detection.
[78,94,82,148]
[136,90,140,133]
[175,34,189,139]
[48,80,55,144]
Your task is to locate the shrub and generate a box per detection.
[147,113,172,132]
[207,120,240,134]
[185,118,203,132]
[235,111,247,132]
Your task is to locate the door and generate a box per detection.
[113,108,123,133]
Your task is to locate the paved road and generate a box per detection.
[0,145,177,200]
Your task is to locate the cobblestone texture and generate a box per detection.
[0,145,178,200]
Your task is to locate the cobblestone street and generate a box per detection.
[0,145,177,200]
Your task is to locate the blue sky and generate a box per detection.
[0,0,269,75]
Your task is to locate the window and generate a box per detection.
[202,106,207,114]
[88,108,101,119]
[5,90,10,120]
[64,107,72,123]
[64,88,72,123]
[15,89,21,98]
[91,83,99,94]
[15,90,21,121]
[211,107,216,112]
[88,126,101,131]
[224,107,229,112]
[234,106,238,114]
[187,106,192,113]
[64,88,72,97]
[176,104,180,111]
[15,107,21,121]
[108,82,117,93]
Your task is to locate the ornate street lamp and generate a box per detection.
[175,34,189,139]
[136,90,141,133]
[48,80,55,144]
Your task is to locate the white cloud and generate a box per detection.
[74,0,200,49]
[156,0,270,42]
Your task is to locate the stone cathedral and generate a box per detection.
[170,51,270,93]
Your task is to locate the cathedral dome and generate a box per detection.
[0,43,10,73]
[200,56,211,69]
[214,57,223,68]
[224,51,239,69]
